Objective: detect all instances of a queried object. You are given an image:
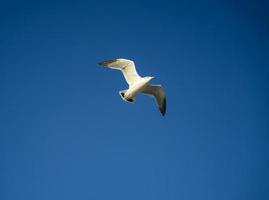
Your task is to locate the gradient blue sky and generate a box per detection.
[0,1,268,200]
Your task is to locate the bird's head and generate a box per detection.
[146,76,155,81]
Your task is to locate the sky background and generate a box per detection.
[0,0,269,200]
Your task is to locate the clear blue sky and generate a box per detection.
[0,1,268,200]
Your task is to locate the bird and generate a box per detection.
[98,58,166,116]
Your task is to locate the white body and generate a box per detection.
[123,77,153,101]
[99,58,166,116]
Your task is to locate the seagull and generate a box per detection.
[98,58,166,116]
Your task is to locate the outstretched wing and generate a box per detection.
[142,84,166,116]
[98,58,142,85]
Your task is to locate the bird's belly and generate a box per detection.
[127,79,149,97]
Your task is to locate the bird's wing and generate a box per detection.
[142,84,166,116]
[98,58,142,85]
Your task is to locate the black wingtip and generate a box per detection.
[98,59,117,66]
[160,97,166,116]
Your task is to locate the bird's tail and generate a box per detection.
[119,90,135,103]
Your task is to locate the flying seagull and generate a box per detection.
[98,58,166,116]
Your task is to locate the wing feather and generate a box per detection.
[142,84,166,116]
[98,58,142,85]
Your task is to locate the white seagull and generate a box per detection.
[98,58,166,116]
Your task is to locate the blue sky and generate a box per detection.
[0,1,268,200]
